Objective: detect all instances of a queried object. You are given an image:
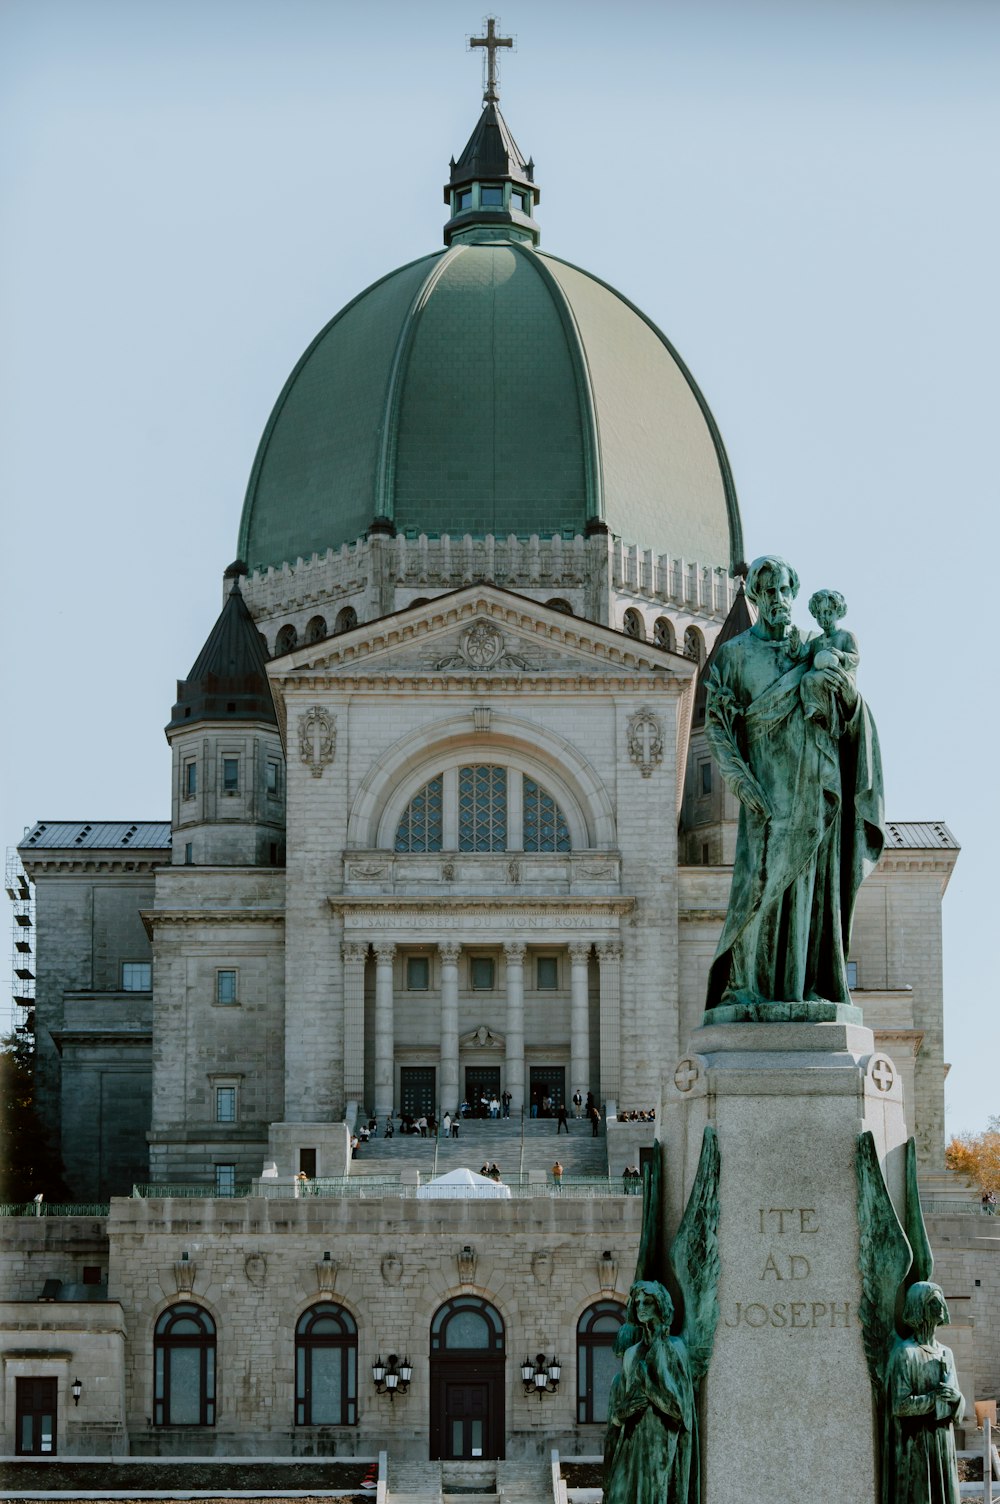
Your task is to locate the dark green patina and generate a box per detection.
[704,555,885,1019]
[857,1133,962,1504]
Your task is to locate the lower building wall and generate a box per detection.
[0,1302,127,1456]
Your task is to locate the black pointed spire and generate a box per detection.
[167,564,276,730]
[443,20,540,247]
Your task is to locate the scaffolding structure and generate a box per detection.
[6,847,35,1039]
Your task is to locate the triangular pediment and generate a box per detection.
[267,585,695,685]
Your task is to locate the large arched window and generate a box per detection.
[576,1300,625,1424]
[305,615,327,644]
[393,766,572,853]
[295,1304,357,1426]
[154,1303,216,1426]
[431,1296,505,1354]
[275,623,298,655]
[335,606,358,634]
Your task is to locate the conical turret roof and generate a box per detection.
[167,564,276,731]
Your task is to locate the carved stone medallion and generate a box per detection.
[628,707,664,779]
[298,705,336,778]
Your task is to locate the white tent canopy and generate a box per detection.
[415,1166,512,1199]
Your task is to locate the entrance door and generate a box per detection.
[400,1067,436,1118]
[429,1296,505,1460]
[465,1066,501,1115]
[445,1381,490,1459]
[529,1066,566,1116]
[16,1377,57,1456]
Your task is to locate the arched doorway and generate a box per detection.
[429,1296,505,1460]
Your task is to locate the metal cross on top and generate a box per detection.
[470,16,513,104]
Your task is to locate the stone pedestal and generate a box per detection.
[664,1021,908,1504]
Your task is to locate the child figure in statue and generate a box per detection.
[800,588,859,734]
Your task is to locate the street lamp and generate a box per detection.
[71,1377,82,1406]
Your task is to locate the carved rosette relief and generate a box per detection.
[434,618,535,672]
[298,705,336,778]
[627,707,664,779]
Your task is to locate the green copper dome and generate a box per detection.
[238,239,743,575]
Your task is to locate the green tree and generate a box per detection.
[945,1116,1000,1195]
[0,1031,66,1202]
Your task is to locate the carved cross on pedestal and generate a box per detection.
[871,1056,896,1093]
[470,16,513,103]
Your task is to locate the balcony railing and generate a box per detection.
[130,1174,628,1202]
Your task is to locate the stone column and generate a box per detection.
[439,942,461,1117]
[569,941,592,1105]
[597,941,622,1107]
[503,941,526,1112]
[342,941,368,1106]
[373,942,396,1119]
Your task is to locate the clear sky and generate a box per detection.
[1,0,997,1136]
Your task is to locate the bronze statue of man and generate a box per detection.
[703,555,884,1013]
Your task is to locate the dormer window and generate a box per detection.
[480,184,503,206]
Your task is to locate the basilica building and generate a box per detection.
[5,34,981,1471]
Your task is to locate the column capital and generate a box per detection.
[503,940,527,963]
[596,940,623,962]
[568,940,593,964]
[342,941,369,965]
[439,941,462,965]
[373,941,397,963]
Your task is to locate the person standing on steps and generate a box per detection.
[590,1105,601,1137]
[557,1101,570,1134]
[573,1089,583,1119]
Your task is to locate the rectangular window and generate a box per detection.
[215,1163,237,1196]
[480,184,503,206]
[513,190,529,213]
[457,188,473,210]
[406,955,430,991]
[122,962,152,991]
[82,1265,102,1285]
[846,961,858,989]
[184,842,193,865]
[700,762,712,795]
[216,1086,237,1123]
[216,969,238,1005]
[184,761,197,798]
[222,757,239,792]
[266,761,280,796]
[536,956,559,990]
[471,956,495,991]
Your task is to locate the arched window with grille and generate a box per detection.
[623,608,645,639]
[335,606,358,634]
[683,626,705,664]
[392,766,576,853]
[275,624,298,654]
[653,616,675,652]
[458,765,507,851]
[523,777,571,853]
[305,615,327,644]
[295,1304,358,1426]
[153,1303,216,1426]
[577,1300,625,1424]
[395,775,444,852]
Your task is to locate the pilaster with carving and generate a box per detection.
[503,941,527,1112]
[439,942,462,1117]
[342,941,368,1103]
[568,941,592,1105]
[597,941,623,1105]
[373,942,396,1118]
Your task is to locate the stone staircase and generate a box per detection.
[351,1115,609,1182]
[384,1454,555,1504]
[387,1459,444,1504]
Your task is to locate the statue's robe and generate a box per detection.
[704,627,884,1008]
[883,1337,962,1504]
[604,1331,696,1504]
